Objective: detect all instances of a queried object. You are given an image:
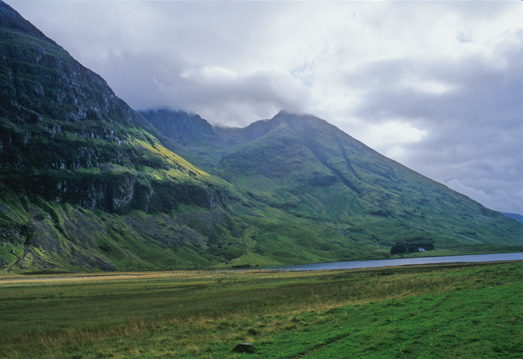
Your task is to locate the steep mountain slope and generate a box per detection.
[139,108,222,170]
[0,1,246,272]
[142,109,523,254]
[0,1,223,210]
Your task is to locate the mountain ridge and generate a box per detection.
[502,212,523,224]
[0,1,55,43]
[142,108,523,253]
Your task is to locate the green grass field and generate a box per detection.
[0,261,521,358]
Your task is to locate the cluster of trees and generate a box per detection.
[390,237,435,255]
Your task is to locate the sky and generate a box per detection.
[6,0,523,214]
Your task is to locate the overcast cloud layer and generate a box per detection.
[7,0,523,214]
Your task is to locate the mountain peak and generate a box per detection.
[139,108,215,144]
[0,1,50,41]
[271,110,334,129]
[274,110,321,121]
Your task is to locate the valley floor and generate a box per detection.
[0,262,521,358]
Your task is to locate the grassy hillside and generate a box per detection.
[143,110,523,256]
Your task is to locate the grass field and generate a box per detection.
[0,261,521,358]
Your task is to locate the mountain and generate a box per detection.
[0,1,521,273]
[0,1,245,272]
[0,1,393,273]
[502,213,523,224]
[142,109,523,255]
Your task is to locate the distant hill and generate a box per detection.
[502,213,523,223]
[0,1,521,273]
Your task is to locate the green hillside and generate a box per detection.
[0,2,240,272]
[142,110,523,256]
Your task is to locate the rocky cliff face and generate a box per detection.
[0,2,137,170]
[0,1,236,272]
[0,1,226,215]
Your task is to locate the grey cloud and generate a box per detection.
[168,68,312,127]
[345,34,523,212]
[92,48,311,127]
[353,38,523,126]
[8,0,309,126]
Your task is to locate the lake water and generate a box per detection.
[278,252,523,271]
